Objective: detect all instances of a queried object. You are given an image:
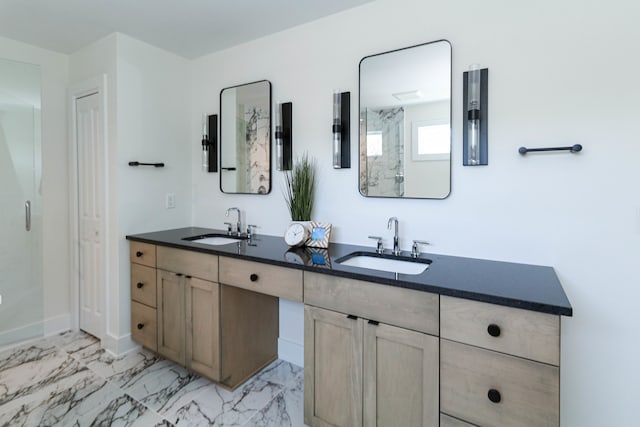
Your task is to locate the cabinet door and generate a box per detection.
[157,270,185,365]
[186,277,220,380]
[304,305,363,427]
[363,322,438,427]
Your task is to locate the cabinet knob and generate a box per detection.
[136,251,143,257]
[250,273,259,282]
[136,282,144,289]
[137,323,144,330]
[488,388,501,403]
[487,323,501,337]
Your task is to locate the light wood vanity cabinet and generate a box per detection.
[130,244,279,389]
[129,236,566,425]
[304,272,439,427]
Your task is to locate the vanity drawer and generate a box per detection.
[219,257,302,302]
[157,246,218,282]
[130,241,156,267]
[441,339,559,427]
[440,296,560,365]
[130,264,156,307]
[131,301,157,351]
[304,271,438,335]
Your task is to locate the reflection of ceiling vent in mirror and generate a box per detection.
[392,90,423,102]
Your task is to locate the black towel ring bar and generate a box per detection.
[518,144,582,155]
[128,161,165,167]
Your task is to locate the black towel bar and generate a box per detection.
[518,144,582,155]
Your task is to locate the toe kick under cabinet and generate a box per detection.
[304,274,562,427]
[129,243,285,390]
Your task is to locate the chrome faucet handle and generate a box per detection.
[247,224,257,239]
[411,240,430,258]
[368,236,384,254]
[223,222,233,235]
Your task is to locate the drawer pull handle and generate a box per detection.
[368,320,379,326]
[488,389,501,403]
[487,323,501,337]
[137,323,144,330]
[136,282,144,289]
[176,273,183,277]
[347,314,358,320]
[250,273,259,282]
[136,251,143,257]
[185,275,192,279]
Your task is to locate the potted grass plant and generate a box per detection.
[283,153,316,222]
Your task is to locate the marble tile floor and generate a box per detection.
[0,331,305,426]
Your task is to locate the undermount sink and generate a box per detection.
[336,252,431,275]
[182,233,247,246]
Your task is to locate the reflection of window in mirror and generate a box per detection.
[366,131,383,156]
[412,119,451,161]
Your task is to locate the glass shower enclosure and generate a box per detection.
[0,57,43,348]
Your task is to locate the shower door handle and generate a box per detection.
[25,200,31,231]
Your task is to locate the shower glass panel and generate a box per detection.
[0,58,42,347]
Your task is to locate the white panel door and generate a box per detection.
[76,92,105,339]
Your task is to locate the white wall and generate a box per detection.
[0,36,70,334]
[70,33,191,352]
[190,0,640,425]
[115,34,191,342]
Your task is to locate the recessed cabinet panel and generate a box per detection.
[440,296,560,365]
[441,339,559,427]
[363,322,439,427]
[157,270,186,365]
[186,277,220,380]
[304,305,363,427]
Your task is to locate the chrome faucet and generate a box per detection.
[225,207,242,235]
[387,216,400,255]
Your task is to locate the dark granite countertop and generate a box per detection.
[126,227,572,316]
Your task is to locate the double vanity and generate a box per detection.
[127,227,572,427]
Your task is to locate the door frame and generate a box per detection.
[68,75,109,339]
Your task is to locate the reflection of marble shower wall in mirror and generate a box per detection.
[364,107,404,197]
[242,105,270,194]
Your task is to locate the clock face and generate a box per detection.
[284,222,308,247]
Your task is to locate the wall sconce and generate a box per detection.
[463,65,488,166]
[201,114,218,172]
[275,102,292,171]
[332,90,350,168]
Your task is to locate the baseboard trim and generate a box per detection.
[102,332,139,357]
[278,337,303,367]
[44,313,71,336]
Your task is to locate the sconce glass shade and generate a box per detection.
[275,104,283,170]
[201,114,218,173]
[202,114,209,171]
[463,66,488,166]
[332,91,342,168]
[467,67,481,165]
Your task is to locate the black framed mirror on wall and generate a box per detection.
[219,80,272,194]
[359,40,452,199]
